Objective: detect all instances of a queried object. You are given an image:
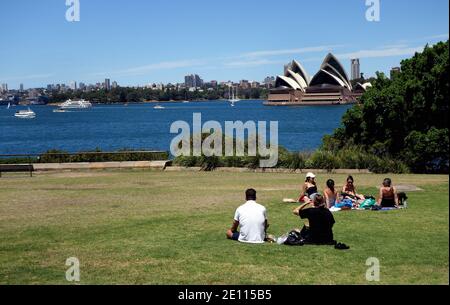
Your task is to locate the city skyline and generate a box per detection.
[0,0,449,89]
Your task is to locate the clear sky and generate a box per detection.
[0,0,448,89]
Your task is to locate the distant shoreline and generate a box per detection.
[47,99,265,106]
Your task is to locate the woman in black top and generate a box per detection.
[299,172,318,203]
[378,178,398,207]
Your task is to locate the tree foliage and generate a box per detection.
[48,86,268,104]
[323,41,449,173]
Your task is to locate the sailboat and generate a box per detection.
[229,86,240,106]
[182,91,189,103]
[7,102,11,109]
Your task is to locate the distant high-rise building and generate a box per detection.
[1,83,8,93]
[19,83,24,92]
[184,75,192,88]
[70,81,77,90]
[184,74,203,88]
[195,75,203,87]
[390,67,401,79]
[351,59,360,80]
[112,81,118,89]
[104,79,111,91]
[264,76,275,87]
[239,80,250,89]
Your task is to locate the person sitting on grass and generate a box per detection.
[226,189,269,244]
[292,194,349,249]
[324,179,340,208]
[378,178,399,208]
[293,195,336,245]
[299,172,319,203]
[342,176,365,202]
[292,201,314,241]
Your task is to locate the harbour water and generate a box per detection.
[0,100,351,155]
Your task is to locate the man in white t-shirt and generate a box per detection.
[226,189,269,244]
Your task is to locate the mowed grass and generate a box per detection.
[0,170,448,285]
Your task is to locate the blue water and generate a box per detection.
[0,100,351,154]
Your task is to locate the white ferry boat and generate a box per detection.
[15,108,36,119]
[60,99,92,109]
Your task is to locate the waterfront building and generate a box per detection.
[267,53,372,106]
[264,76,275,87]
[239,80,250,89]
[251,81,260,88]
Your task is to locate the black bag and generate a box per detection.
[284,230,305,246]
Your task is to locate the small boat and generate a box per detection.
[53,108,67,113]
[60,99,92,109]
[15,108,36,119]
[154,105,165,109]
[229,86,240,104]
[7,102,11,109]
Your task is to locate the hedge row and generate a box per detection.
[174,147,410,174]
[0,149,169,164]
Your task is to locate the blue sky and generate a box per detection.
[0,0,448,89]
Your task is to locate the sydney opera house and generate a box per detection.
[266,53,372,106]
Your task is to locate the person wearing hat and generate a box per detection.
[298,172,319,203]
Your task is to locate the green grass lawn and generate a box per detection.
[0,170,448,285]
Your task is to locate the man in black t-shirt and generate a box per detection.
[297,195,336,245]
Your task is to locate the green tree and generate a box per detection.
[323,41,449,173]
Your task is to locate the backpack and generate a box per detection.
[284,230,305,246]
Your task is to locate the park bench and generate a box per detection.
[0,164,34,177]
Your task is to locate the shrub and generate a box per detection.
[278,149,306,170]
[173,156,199,167]
[221,156,245,168]
[308,150,340,171]
[39,150,71,163]
[38,149,169,163]
[367,157,410,174]
[199,156,221,171]
[0,157,38,164]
